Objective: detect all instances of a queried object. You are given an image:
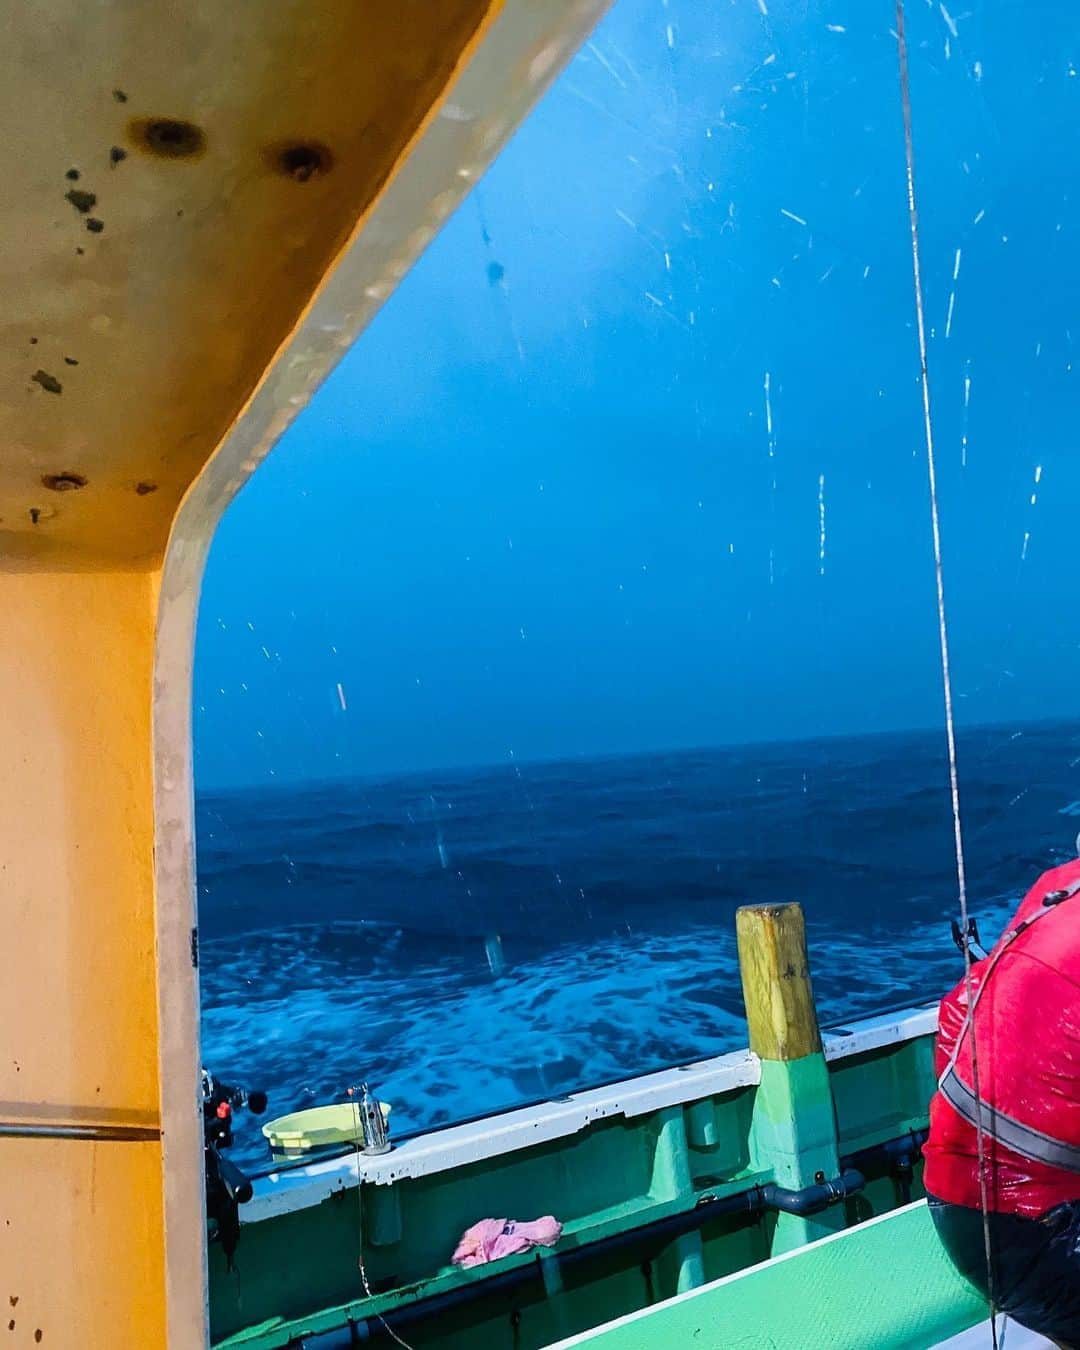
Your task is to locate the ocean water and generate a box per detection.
[197,720,1080,1168]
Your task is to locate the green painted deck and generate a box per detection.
[552,1202,985,1350]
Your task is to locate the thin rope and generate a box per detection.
[894,2,998,1343]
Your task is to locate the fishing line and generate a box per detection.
[894,2,998,1342]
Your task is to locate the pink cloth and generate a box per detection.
[452,1216,562,1267]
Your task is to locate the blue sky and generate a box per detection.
[195,0,1080,789]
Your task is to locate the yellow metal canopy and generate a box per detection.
[0,0,499,567]
[0,1,608,1345]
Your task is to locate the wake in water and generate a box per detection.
[198,719,1080,1167]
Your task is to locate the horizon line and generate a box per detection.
[195,711,1079,799]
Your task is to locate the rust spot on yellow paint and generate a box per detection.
[130,117,206,161]
[134,481,158,496]
[31,371,62,395]
[266,141,333,183]
[65,189,96,215]
[42,473,87,492]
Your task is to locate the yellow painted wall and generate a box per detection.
[0,570,168,1346]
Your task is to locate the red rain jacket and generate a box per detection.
[923,858,1080,1218]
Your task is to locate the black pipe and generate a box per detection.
[843,1128,927,1176]
[843,1128,927,1206]
[760,1167,865,1217]
[293,1131,927,1346]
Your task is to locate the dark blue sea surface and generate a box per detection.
[197,721,1080,1166]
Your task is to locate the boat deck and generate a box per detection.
[549,1202,989,1349]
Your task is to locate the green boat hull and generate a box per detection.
[211,1005,940,1348]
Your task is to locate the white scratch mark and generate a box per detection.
[1035,464,1043,484]
[940,3,958,37]
[780,207,808,225]
[587,42,627,88]
[615,208,637,229]
[818,474,826,575]
[819,264,835,284]
[666,23,675,49]
[1021,531,1031,561]
[973,60,983,81]
[764,371,776,458]
[961,361,971,467]
[607,40,641,83]
[863,264,871,279]
[952,247,962,281]
[644,291,664,308]
[757,0,768,13]
[945,292,956,339]
[336,682,347,711]
[771,276,781,288]
[973,208,985,225]
[826,23,846,33]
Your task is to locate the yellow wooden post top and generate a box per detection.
[736,902,822,1062]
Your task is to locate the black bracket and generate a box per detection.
[950,916,987,962]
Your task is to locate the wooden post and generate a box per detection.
[736,902,821,1062]
[736,901,843,1254]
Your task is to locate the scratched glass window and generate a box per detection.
[194,0,1080,1162]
